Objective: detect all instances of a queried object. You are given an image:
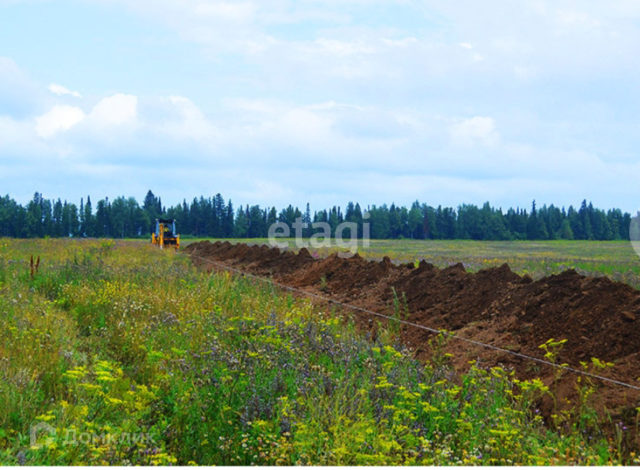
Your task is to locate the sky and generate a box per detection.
[1,0,639,213]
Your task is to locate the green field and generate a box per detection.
[185,238,640,289]
[0,238,638,465]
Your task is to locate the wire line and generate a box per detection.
[185,250,640,392]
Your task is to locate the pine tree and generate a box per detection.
[83,196,94,237]
[560,219,574,239]
[526,200,548,240]
[579,200,592,240]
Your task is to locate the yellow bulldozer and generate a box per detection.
[151,218,180,250]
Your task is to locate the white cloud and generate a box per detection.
[383,37,418,47]
[160,96,219,142]
[191,1,256,22]
[4,81,640,212]
[260,107,335,149]
[307,100,364,111]
[223,97,288,115]
[47,83,82,98]
[0,115,52,159]
[32,94,138,140]
[236,179,295,205]
[310,38,377,57]
[108,0,268,55]
[513,65,537,79]
[450,116,499,147]
[0,57,46,117]
[89,94,137,126]
[4,1,640,211]
[35,105,86,138]
[554,9,601,29]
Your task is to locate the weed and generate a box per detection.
[319,275,328,293]
[387,287,409,339]
[539,338,568,420]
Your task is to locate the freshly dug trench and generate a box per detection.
[185,241,640,431]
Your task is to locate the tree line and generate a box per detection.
[0,190,633,241]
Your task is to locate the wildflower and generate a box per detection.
[35,413,55,422]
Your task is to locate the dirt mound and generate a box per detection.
[185,241,640,427]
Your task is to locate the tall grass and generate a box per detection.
[0,239,636,465]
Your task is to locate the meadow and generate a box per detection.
[0,238,638,465]
[185,238,640,289]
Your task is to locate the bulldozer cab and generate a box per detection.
[152,218,180,250]
[155,219,176,237]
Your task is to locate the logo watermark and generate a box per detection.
[268,213,370,258]
[29,421,154,449]
[30,422,56,449]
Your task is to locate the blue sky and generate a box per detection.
[1,0,639,212]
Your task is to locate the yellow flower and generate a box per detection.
[96,376,116,383]
[35,413,55,422]
[421,402,438,413]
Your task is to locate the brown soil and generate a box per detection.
[184,241,640,434]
